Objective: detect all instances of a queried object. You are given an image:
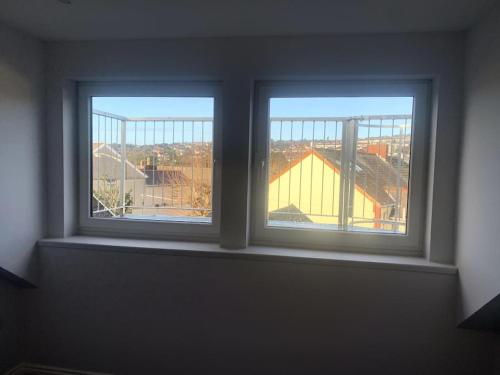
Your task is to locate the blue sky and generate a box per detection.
[92,97,214,145]
[270,97,413,141]
[92,96,413,145]
[93,97,214,117]
[270,97,412,117]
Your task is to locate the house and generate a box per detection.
[268,149,408,232]
[92,143,147,215]
[93,143,147,184]
[139,156,190,186]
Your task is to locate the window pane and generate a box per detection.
[267,97,413,234]
[91,97,214,223]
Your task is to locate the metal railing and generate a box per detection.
[267,115,412,233]
[92,110,213,220]
[92,110,412,233]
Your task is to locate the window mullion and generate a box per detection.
[348,119,359,230]
[339,118,358,232]
[338,120,348,230]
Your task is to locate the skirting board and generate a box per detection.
[4,363,113,375]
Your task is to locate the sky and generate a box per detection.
[92,96,413,145]
[93,97,214,118]
[92,97,214,145]
[270,97,413,140]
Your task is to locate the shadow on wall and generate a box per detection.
[458,291,500,332]
[0,23,45,284]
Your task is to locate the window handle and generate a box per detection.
[260,159,266,180]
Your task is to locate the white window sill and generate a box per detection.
[37,236,457,275]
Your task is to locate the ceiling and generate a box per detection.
[0,0,497,41]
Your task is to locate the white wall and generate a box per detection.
[28,31,500,372]
[456,2,500,320]
[0,23,45,283]
[23,244,497,374]
[46,32,465,262]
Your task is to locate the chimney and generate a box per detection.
[366,143,388,160]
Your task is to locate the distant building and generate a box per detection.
[139,156,190,187]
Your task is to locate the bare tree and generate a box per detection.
[192,182,211,217]
[94,175,133,216]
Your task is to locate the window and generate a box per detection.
[252,81,430,254]
[79,82,221,239]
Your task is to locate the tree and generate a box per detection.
[94,175,134,216]
[192,182,211,217]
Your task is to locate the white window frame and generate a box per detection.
[251,80,431,256]
[78,81,222,241]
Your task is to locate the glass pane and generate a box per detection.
[91,97,214,223]
[266,97,413,234]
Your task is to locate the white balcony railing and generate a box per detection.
[267,115,412,233]
[92,110,214,221]
[91,110,411,233]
